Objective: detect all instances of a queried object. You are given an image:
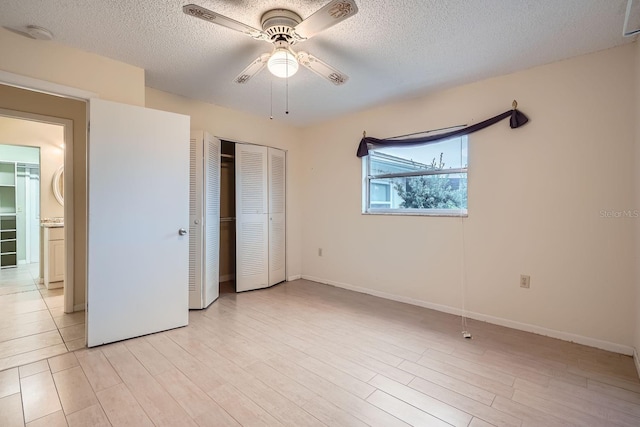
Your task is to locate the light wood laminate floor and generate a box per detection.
[1,279,639,426]
[0,264,86,371]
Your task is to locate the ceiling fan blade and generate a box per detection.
[296,51,348,85]
[183,4,268,41]
[293,0,358,40]
[234,53,271,84]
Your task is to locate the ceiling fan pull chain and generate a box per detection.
[286,60,290,115]
[270,79,273,120]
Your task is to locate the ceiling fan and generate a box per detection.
[183,0,358,85]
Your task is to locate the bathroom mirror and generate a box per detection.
[52,165,63,206]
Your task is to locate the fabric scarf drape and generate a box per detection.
[356,109,529,157]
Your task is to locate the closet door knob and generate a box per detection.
[178,228,188,236]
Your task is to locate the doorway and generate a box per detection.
[0,84,85,320]
[219,140,236,294]
[0,112,84,370]
[0,78,192,357]
[215,140,287,295]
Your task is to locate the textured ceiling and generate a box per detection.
[1,1,638,126]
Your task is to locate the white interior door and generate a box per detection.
[87,98,190,347]
[268,148,286,286]
[236,144,268,292]
[203,134,220,306]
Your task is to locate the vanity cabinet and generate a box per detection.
[43,226,64,288]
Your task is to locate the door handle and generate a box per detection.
[178,228,188,236]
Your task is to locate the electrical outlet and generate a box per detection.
[318,248,323,256]
[520,275,530,289]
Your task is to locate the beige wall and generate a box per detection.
[146,88,303,279]
[0,28,145,106]
[301,43,637,350]
[0,117,64,219]
[635,39,640,360]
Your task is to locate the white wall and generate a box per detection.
[301,43,637,352]
[145,88,303,280]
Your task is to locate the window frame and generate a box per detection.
[362,136,468,217]
[369,180,392,209]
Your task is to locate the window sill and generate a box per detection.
[363,210,468,218]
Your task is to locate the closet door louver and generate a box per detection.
[188,131,220,309]
[268,148,286,286]
[203,134,220,307]
[188,135,203,309]
[235,144,269,292]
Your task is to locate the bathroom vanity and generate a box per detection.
[42,222,64,289]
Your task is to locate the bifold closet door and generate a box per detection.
[188,135,203,309]
[189,132,220,309]
[268,148,286,286]
[203,134,220,307]
[236,144,269,292]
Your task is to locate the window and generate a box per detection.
[363,136,468,215]
[370,181,391,209]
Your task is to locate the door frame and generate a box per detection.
[0,108,74,311]
[0,70,95,314]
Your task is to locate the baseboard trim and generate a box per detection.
[287,275,302,281]
[73,303,85,312]
[219,274,235,282]
[634,348,640,378]
[301,275,634,356]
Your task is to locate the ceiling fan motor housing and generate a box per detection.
[261,9,303,43]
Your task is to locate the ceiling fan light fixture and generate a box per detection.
[268,48,299,78]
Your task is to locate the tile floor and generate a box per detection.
[0,263,85,371]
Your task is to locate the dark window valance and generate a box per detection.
[356,108,529,158]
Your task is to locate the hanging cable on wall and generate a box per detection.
[460,218,471,339]
[459,137,471,339]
